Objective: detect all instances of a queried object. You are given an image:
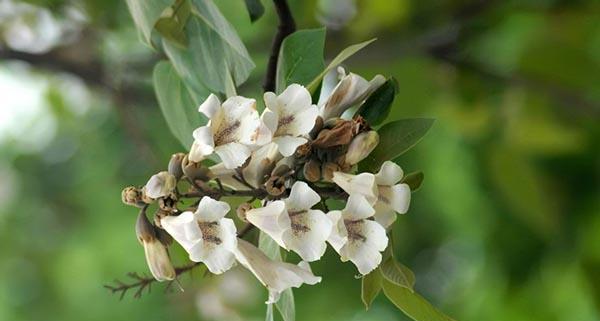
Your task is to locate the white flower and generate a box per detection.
[318,67,385,121]
[161,196,238,274]
[144,171,177,199]
[245,181,332,261]
[233,239,321,304]
[189,94,271,169]
[326,194,388,275]
[332,161,411,228]
[263,84,319,156]
[135,211,175,281]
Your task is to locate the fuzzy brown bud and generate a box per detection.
[344,131,379,165]
[181,154,210,182]
[121,186,147,207]
[312,120,355,149]
[236,203,252,222]
[265,176,286,196]
[303,159,321,182]
[168,153,186,180]
[322,162,340,182]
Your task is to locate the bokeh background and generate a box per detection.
[0,0,599,320]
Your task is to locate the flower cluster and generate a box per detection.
[121,69,413,303]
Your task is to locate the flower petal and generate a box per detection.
[196,196,230,222]
[242,142,281,188]
[189,126,215,162]
[208,163,250,190]
[326,210,347,252]
[261,109,279,136]
[373,202,397,229]
[273,136,307,157]
[285,181,320,210]
[282,209,332,261]
[198,94,221,118]
[380,183,411,214]
[214,142,252,169]
[339,220,388,275]
[280,105,319,137]
[145,171,176,199]
[332,172,378,203]
[374,161,404,186]
[278,84,312,114]
[245,201,290,248]
[187,218,237,274]
[343,194,375,220]
[161,211,199,250]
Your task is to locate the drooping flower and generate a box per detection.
[332,161,411,228]
[262,84,319,156]
[245,181,332,262]
[189,94,271,169]
[233,239,321,304]
[161,196,238,274]
[144,171,177,199]
[135,210,175,281]
[318,67,385,121]
[326,194,388,275]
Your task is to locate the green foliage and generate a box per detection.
[243,0,264,22]
[361,269,382,310]
[380,257,415,289]
[361,118,434,172]
[155,0,192,48]
[401,171,424,191]
[275,28,326,93]
[153,61,207,148]
[125,0,173,45]
[382,280,456,321]
[307,38,376,92]
[357,77,398,126]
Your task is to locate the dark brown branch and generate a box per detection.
[262,0,296,92]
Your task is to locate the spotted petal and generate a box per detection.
[332,172,378,204]
[338,220,388,275]
[282,209,332,261]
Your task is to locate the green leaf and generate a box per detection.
[307,38,376,92]
[361,269,382,310]
[382,280,457,321]
[258,232,295,321]
[163,0,255,95]
[153,61,208,148]
[380,257,415,289]
[155,0,191,48]
[361,118,434,172]
[357,77,398,126]
[243,0,264,22]
[401,171,424,192]
[125,0,173,45]
[275,28,326,93]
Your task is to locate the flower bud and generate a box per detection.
[265,176,286,196]
[121,186,147,207]
[321,162,340,182]
[236,203,252,222]
[135,211,175,281]
[344,131,379,165]
[181,154,211,182]
[168,153,186,180]
[312,120,355,149]
[145,171,177,199]
[303,159,321,182]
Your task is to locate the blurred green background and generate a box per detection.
[0,0,599,320]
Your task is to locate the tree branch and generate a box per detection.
[262,0,296,92]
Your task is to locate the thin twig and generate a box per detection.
[263,0,296,92]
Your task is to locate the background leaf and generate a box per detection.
[401,171,424,191]
[163,0,255,95]
[382,280,456,321]
[125,0,173,45]
[357,77,398,126]
[153,61,207,148]
[361,118,434,171]
[361,269,382,310]
[380,257,415,289]
[243,0,264,22]
[307,38,375,92]
[259,232,295,321]
[275,28,326,93]
[155,0,191,48]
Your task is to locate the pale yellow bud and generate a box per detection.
[344,131,379,165]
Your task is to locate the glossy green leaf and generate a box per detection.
[153,61,208,148]
[276,28,326,93]
[258,232,295,321]
[244,0,264,22]
[163,0,255,95]
[125,0,173,45]
[357,77,398,126]
[361,118,434,171]
[361,269,382,310]
[382,280,456,321]
[401,171,424,192]
[380,257,415,289]
[307,38,376,92]
[155,0,191,48]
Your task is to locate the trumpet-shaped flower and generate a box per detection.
[263,84,319,156]
[233,239,321,304]
[327,194,388,275]
[245,181,332,262]
[189,94,271,169]
[318,67,385,121]
[161,196,237,274]
[144,171,177,199]
[332,161,410,228]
